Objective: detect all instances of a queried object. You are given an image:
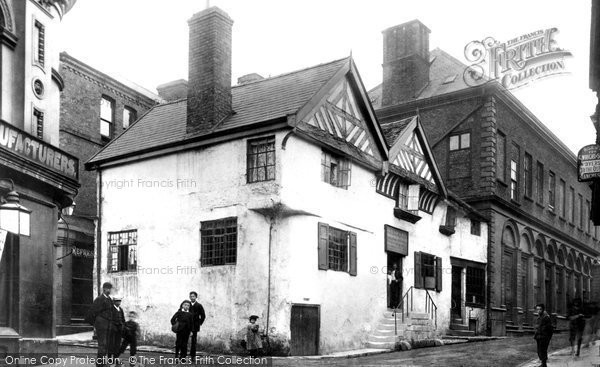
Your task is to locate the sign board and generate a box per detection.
[578,144,600,182]
[0,119,78,179]
[384,225,408,255]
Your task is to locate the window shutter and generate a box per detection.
[408,184,420,211]
[414,252,423,288]
[436,257,443,292]
[318,222,329,270]
[349,232,357,276]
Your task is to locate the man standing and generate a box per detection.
[189,291,206,360]
[109,296,125,361]
[534,303,554,367]
[388,263,402,309]
[86,282,116,367]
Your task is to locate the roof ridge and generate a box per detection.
[232,56,349,88]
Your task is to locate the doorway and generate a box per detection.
[387,253,403,309]
[290,305,319,356]
[451,266,462,321]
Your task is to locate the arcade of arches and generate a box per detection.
[499,222,594,324]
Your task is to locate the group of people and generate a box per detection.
[534,298,600,367]
[86,282,139,367]
[169,291,206,359]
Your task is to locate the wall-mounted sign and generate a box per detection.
[578,144,600,182]
[385,225,408,255]
[0,119,78,179]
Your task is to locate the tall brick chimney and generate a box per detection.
[381,20,431,107]
[186,7,233,134]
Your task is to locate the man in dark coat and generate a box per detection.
[86,282,117,367]
[109,296,125,360]
[534,303,554,367]
[189,291,206,360]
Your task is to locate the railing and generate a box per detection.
[425,289,438,329]
[394,286,413,335]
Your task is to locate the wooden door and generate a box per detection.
[502,249,514,322]
[545,265,553,313]
[451,266,462,321]
[290,305,319,356]
[520,254,529,323]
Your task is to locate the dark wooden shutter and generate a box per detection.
[436,257,443,292]
[414,252,423,288]
[349,232,357,276]
[318,223,329,270]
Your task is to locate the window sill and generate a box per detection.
[569,222,575,227]
[465,302,485,309]
[496,179,508,187]
[510,199,521,206]
[439,225,455,236]
[394,207,421,223]
[246,178,276,184]
[559,217,566,222]
[548,210,556,216]
[524,196,534,203]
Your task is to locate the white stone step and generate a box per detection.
[367,334,397,343]
[408,312,430,320]
[366,341,396,349]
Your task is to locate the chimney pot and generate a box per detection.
[157,79,188,102]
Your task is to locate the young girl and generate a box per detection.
[246,315,263,357]
[171,300,194,359]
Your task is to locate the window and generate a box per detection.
[317,223,357,275]
[548,171,555,212]
[33,108,43,139]
[569,187,575,223]
[100,96,114,140]
[471,219,481,236]
[397,183,419,212]
[587,200,592,233]
[559,179,566,218]
[33,20,45,67]
[449,132,470,151]
[247,136,276,183]
[108,230,137,272]
[321,151,351,189]
[536,162,544,203]
[497,132,506,181]
[579,194,584,229]
[510,160,518,200]
[466,267,485,305]
[445,206,457,227]
[524,153,532,198]
[123,107,136,129]
[414,252,442,291]
[200,217,237,266]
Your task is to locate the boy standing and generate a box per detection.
[118,311,140,363]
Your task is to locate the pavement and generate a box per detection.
[519,340,600,367]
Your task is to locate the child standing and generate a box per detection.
[246,315,263,357]
[171,300,194,359]
[118,311,140,362]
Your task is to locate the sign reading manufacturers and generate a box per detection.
[0,119,78,179]
[384,225,408,256]
[578,144,600,182]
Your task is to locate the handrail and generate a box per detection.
[394,286,413,335]
[425,289,438,329]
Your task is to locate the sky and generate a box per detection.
[57,0,596,155]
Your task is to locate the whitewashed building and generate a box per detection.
[85,6,488,355]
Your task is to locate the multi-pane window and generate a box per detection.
[449,132,470,151]
[471,219,481,236]
[524,153,532,198]
[108,230,137,273]
[317,223,357,275]
[466,266,485,305]
[200,217,237,266]
[123,107,136,129]
[321,151,351,189]
[415,252,442,291]
[548,171,555,212]
[559,179,566,218]
[33,108,44,139]
[100,96,114,140]
[510,160,518,200]
[587,200,592,234]
[497,132,506,181]
[398,183,408,210]
[569,187,575,223]
[247,136,276,183]
[536,162,544,203]
[327,226,349,272]
[33,21,45,67]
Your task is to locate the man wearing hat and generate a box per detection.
[86,282,118,367]
[109,295,125,360]
[245,315,263,357]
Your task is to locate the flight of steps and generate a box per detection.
[366,310,437,349]
[447,318,475,337]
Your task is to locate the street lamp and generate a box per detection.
[0,180,31,236]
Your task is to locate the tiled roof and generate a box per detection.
[380,116,416,147]
[88,58,349,164]
[369,48,470,109]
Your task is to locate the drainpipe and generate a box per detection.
[96,170,102,294]
[265,216,275,352]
